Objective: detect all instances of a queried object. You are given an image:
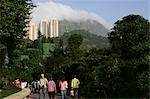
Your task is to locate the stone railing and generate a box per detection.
[3,88,31,99]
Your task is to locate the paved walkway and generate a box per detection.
[28,93,59,99]
[29,93,71,99]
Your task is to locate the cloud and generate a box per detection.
[31,1,111,29]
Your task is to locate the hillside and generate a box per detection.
[59,19,110,37]
[60,30,110,50]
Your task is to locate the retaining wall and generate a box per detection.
[3,88,31,99]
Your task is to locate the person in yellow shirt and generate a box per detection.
[71,75,80,99]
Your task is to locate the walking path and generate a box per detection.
[29,93,59,99]
[29,92,71,99]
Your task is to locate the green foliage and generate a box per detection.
[65,33,83,59]
[19,67,34,81]
[26,48,42,58]
[43,43,55,57]
[0,0,33,37]
[0,0,34,64]
[45,15,149,98]
[137,71,150,93]
[1,11,149,99]
[32,39,43,49]
[0,87,21,98]
[61,30,110,49]
[108,15,149,59]
[67,33,83,48]
[19,47,43,80]
[0,0,34,84]
[107,14,149,97]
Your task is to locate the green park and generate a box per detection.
[0,0,149,98]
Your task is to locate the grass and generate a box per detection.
[0,87,21,98]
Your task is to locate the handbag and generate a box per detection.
[70,89,74,97]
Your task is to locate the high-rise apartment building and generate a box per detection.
[50,18,59,38]
[40,20,48,38]
[48,21,51,37]
[28,22,38,40]
[26,18,59,40]
[32,24,38,40]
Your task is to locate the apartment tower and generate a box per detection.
[50,18,59,38]
[28,22,37,40]
[40,20,48,38]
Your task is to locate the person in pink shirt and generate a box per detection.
[48,77,57,99]
[59,76,68,99]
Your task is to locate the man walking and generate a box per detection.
[38,74,48,99]
[71,75,80,99]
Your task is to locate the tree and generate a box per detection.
[108,15,149,59]
[65,33,83,58]
[0,0,34,65]
[59,39,64,49]
[108,15,149,97]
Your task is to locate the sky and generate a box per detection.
[32,0,149,28]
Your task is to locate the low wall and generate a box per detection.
[3,88,31,99]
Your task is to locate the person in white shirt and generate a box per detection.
[21,81,27,89]
[38,74,48,99]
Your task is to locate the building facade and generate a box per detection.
[40,20,48,38]
[28,22,38,40]
[27,18,59,40]
[50,18,59,38]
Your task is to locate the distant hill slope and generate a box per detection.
[60,30,110,50]
[59,20,110,37]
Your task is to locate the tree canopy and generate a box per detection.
[108,15,149,59]
[108,14,149,97]
[0,0,34,64]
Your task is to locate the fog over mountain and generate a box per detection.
[59,20,109,36]
[31,1,111,36]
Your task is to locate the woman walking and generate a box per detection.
[59,76,68,99]
[47,76,57,99]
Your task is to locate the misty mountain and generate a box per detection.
[59,19,110,37]
[60,30,110,49]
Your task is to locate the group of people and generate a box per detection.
[12,78,29,89]
[37,74,80,99]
